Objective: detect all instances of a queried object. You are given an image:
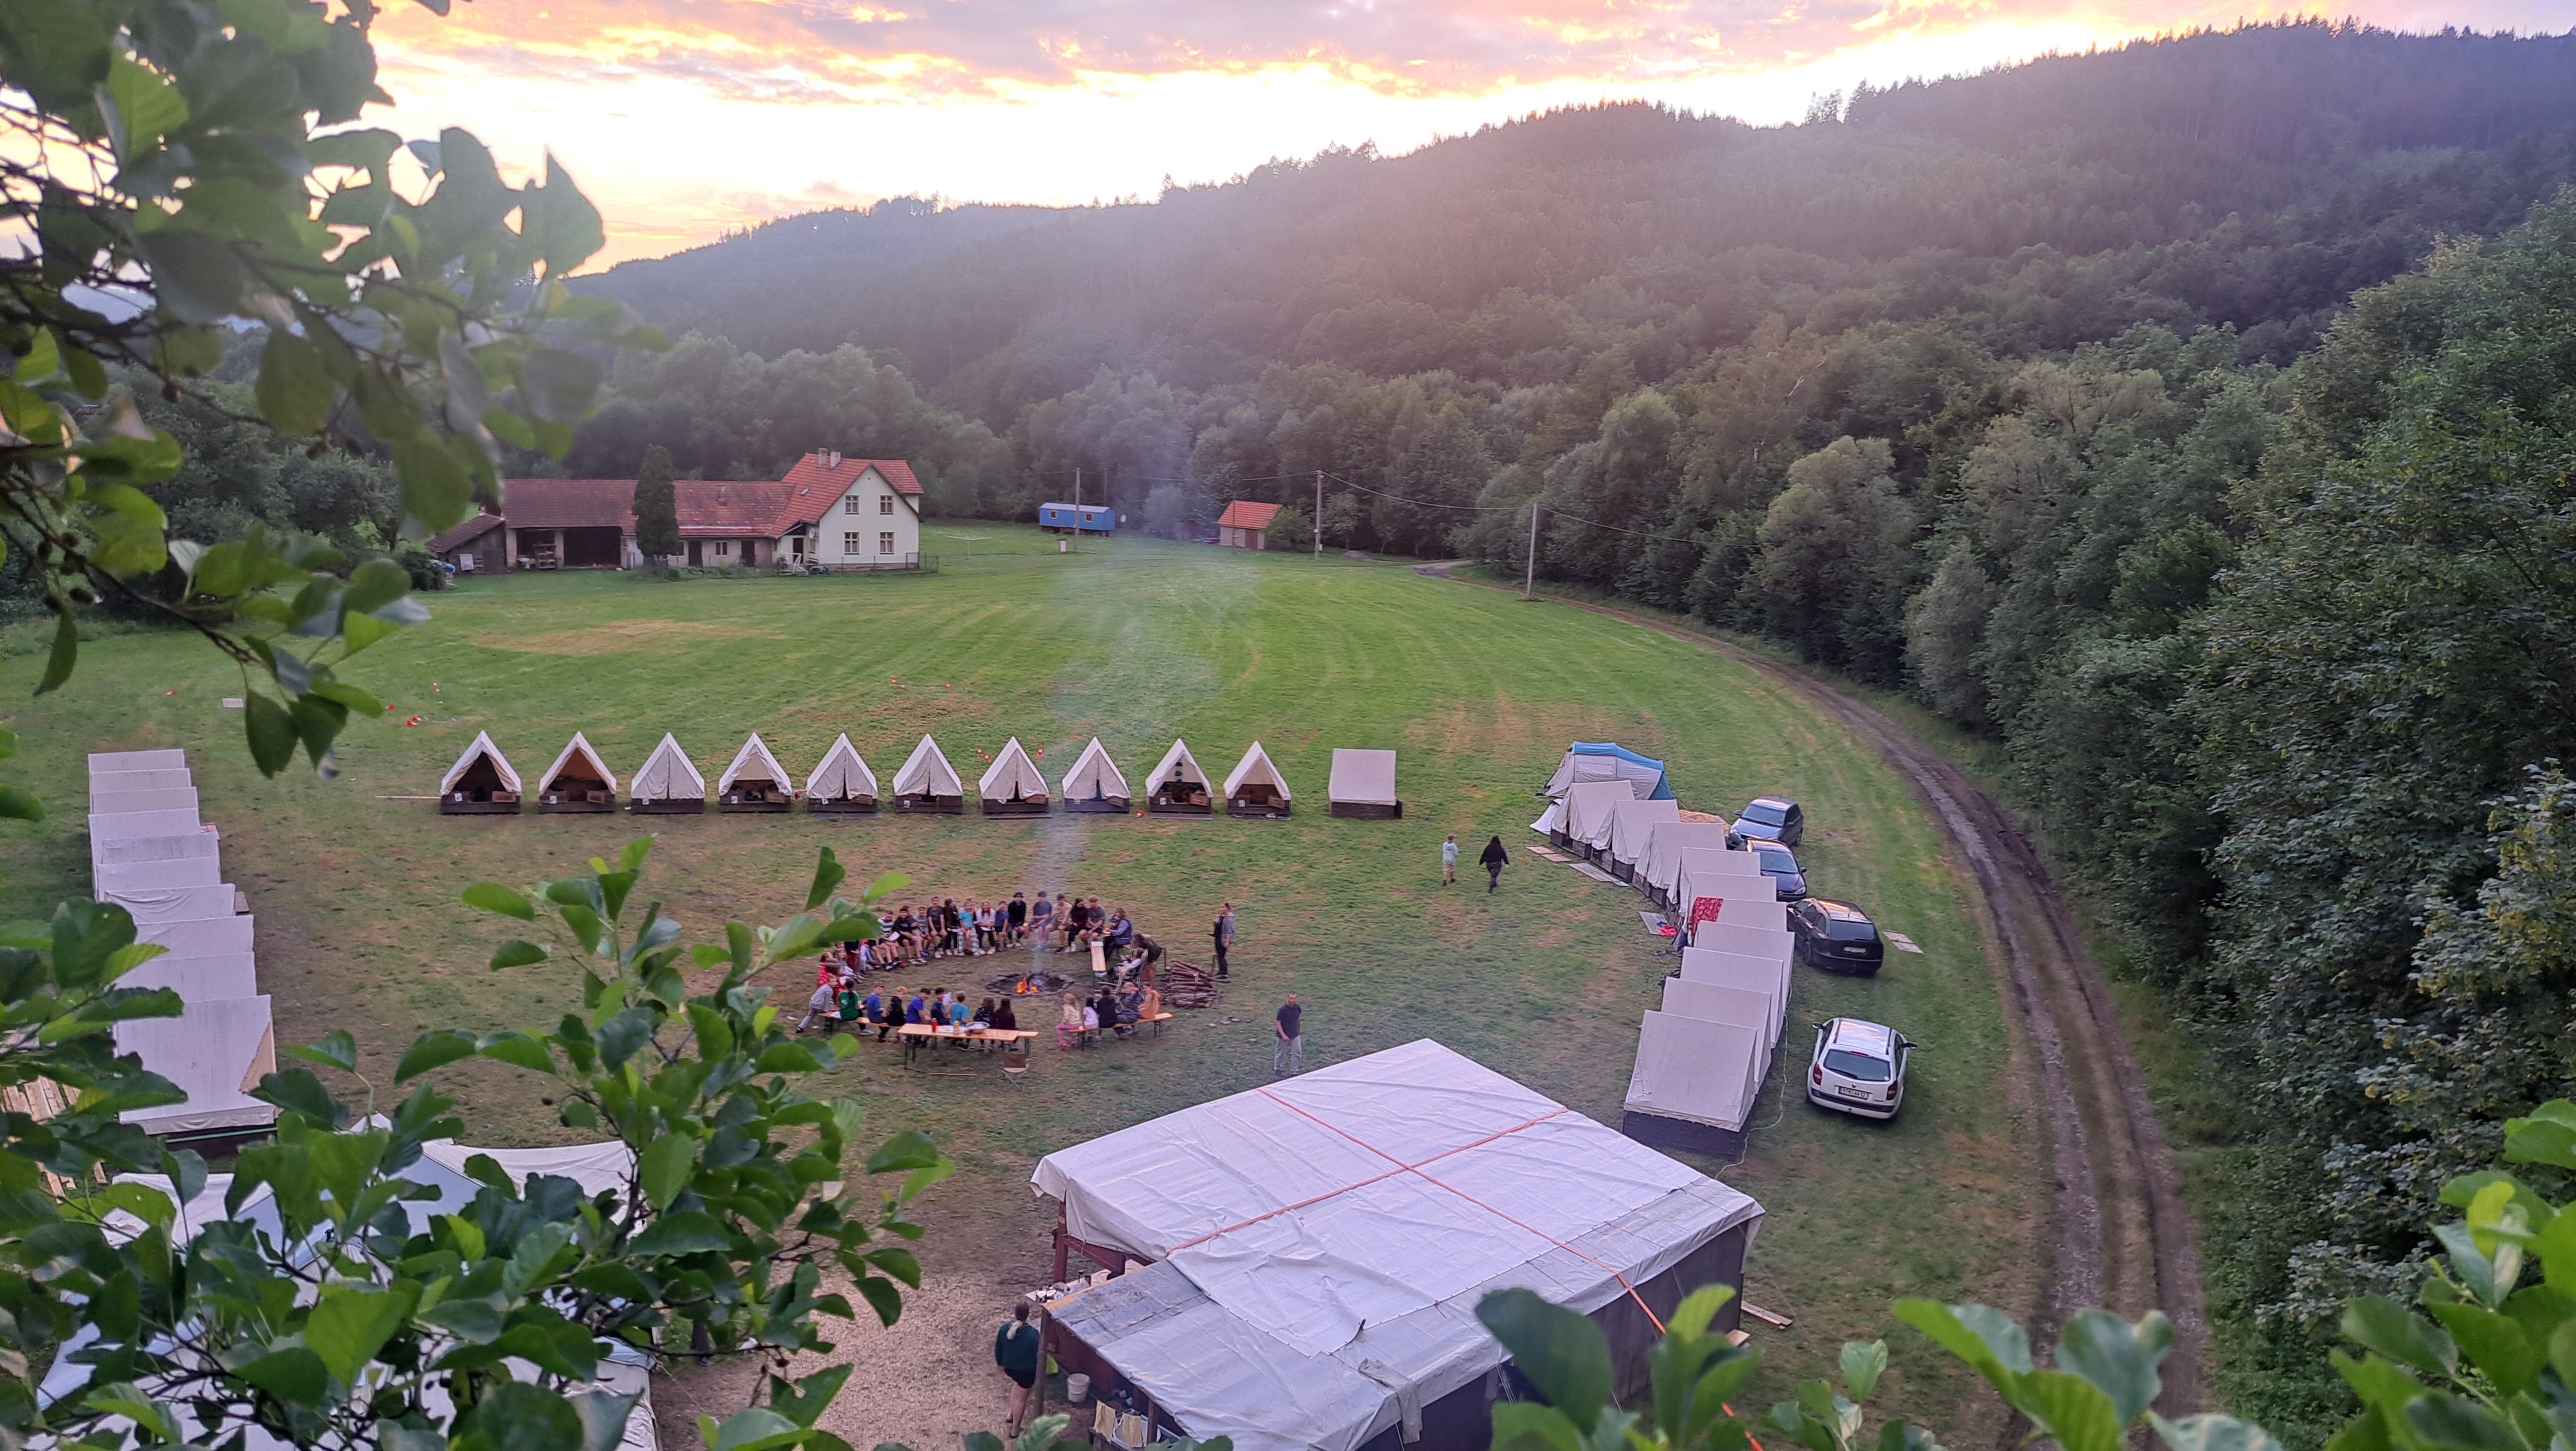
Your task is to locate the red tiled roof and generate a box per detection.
[497,479,636,530]
[1217,500,1283,530]
[675,480,793,536]
[782,454,921,499]
[428,511,505,552]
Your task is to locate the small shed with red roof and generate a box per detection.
[1216,500,1282,551]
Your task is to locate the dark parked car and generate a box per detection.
[1744,841,1807,900]
[1732,796,1804,848]
[1790,898,1885,975]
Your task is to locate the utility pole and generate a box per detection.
[1525,500,1539,600]
[1313,469,1323,562]
[1072,468,1080,554]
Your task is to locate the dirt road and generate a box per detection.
[1423,566,2207,1411]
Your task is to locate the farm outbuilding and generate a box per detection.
[628,735,707,814]
[1060,738,1130,814]
[1144,739,1212,815]
[1214,500,1282,549]
[891,735,965,814]
[806,735,878,814]
[979,738,1050,815]
[1032,1040,1763,1451]
[536,733,618,812]
[1038,503,1115,534]
[1326,748,1401,819]
[1222,742,1291,818]
[439,732,522,814]
[717,733,793,812]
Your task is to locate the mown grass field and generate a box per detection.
[0,524,2036,1434]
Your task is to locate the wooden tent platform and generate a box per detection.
[895,795,964,815]
[983,798,1049,816]
[810,797,878,815]
[1065,797,1130,815]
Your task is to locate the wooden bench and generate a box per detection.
[1065,1012,1177,1047]
[896,1024,1040,1069]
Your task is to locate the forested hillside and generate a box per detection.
[544,21,2576,1433]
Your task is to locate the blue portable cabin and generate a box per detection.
[1038,503,1116,535]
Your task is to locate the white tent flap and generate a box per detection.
[440,731,523,793]
[1061,738,1130,804]
[92,829,219,867]
[1692,921,1795,963]
[90,787,198,816]
[630,734,706,803]
[419,1138,636,1199]
[1147,739,1209,792]
[978,738,1049,801]
[1662,977,1783,1045]
[538,732,618,795]
[806,734,877,801]
[118,953,260,1001]
[716,733,791,792]
[90,809,201,842]
[1221,742,1290,801]
[114,995,277,1136]
[95,856,225,893]
[138,914,255,958]
[1327,749,1398,808]
[891,735,963,798]
[89,748,187,773]
[103,884,238,924]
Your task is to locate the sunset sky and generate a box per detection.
[362,0,2574,270]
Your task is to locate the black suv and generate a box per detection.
[1790,898,1885,975]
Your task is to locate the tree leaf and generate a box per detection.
[1841,1340,1889,1402]
[35,610,76,696]
[2154,1414,2289,1451]
[242,691,296,776]
[396,1028,477,1082]
[1477,1287,1614,1430]
[2057,1309,2173,1425]
[490,939,550,970]
[628,1210,730,1257]
[477,1032,554,1073]
[2344,1297,2457,1375]
[255,329,334,435]
[638,1128,694,1212]
[305,1284,418,1387]
[2014,1370,2124,1451]
[280,1029,358,1073]
[462,882,536,920]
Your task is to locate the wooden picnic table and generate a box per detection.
[897,1024,1040,1069]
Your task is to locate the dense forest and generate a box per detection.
[84,18,2574,1432]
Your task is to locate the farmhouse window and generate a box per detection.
[878,495,894,515]
[714,541,730,557]
[843,532,861,553]
[845,497,861,514]
[878,532,894,554]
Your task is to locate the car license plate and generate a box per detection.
[1838,1087,1873,1101]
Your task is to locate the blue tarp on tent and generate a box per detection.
[1563,742,1672,799]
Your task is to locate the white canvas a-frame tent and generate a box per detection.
[978,737,1050,815]
[1060,738,1129,814]
[1032,1040,1762,1451]
[1144,739,1211,815]
[536,732,617,813]
[438,731,522,814]
[1606,798,1680,882]
[1221,742,1291,818]
[628,734,706,814]
[717,733,793,812]
[1640,822,1741,908]
[805,734,877,814]
[114,994,277,1140]
[1623,1006,1770,1157]
[891,734,964,814]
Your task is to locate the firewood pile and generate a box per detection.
[1160,962,1223,1009]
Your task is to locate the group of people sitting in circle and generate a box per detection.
[804,890,1152,973]
[795,963,1028,1041]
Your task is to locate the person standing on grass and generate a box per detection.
[1274,995,1302,1077]
[1442,835,1459,885]
[1480,835,1510,893]
[995,1302,1041,1437]
[1213,902,1236,978]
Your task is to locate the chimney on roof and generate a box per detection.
[718,485,727,503]
[827,450,842,469]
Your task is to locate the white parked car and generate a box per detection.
[1808,1017,1912,1121]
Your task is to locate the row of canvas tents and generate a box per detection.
[444,732,1403,819]
[1531,744,1800,1156]
[86,749,279,1144]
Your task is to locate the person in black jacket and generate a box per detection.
[1480,835,1510,893]
[995,1302,1041,1435]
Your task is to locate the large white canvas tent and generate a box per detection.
[1144,739,1212,816]
[1641,823,1742,907]
[418,1136,636,1197]
[716,733,792,813]
[103,884,238,924]
[1674,848,1768,928]
[628,734,706,815]
[118,953,260,1001]
[1032,1040,1763,1451]
[978,737,1050,816]
[89,748,187,773]
[96,855,225,893]
[1667,965,1789,1044]
[91,828,218,868]
[805,735,877,814]
[1221,742,1291,818]
[1606,798,1680,882]
[438,731,521,815]
[1708,897,1789,932]
[1560,780,1633,859]
[1326,748,1401,819]
[113,995,277,1138]
[1060,738,1130,814]
[138,914,256,960]
[1623,1010,1768,1157]
[536,732,617,813]
[891,734,964,814]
